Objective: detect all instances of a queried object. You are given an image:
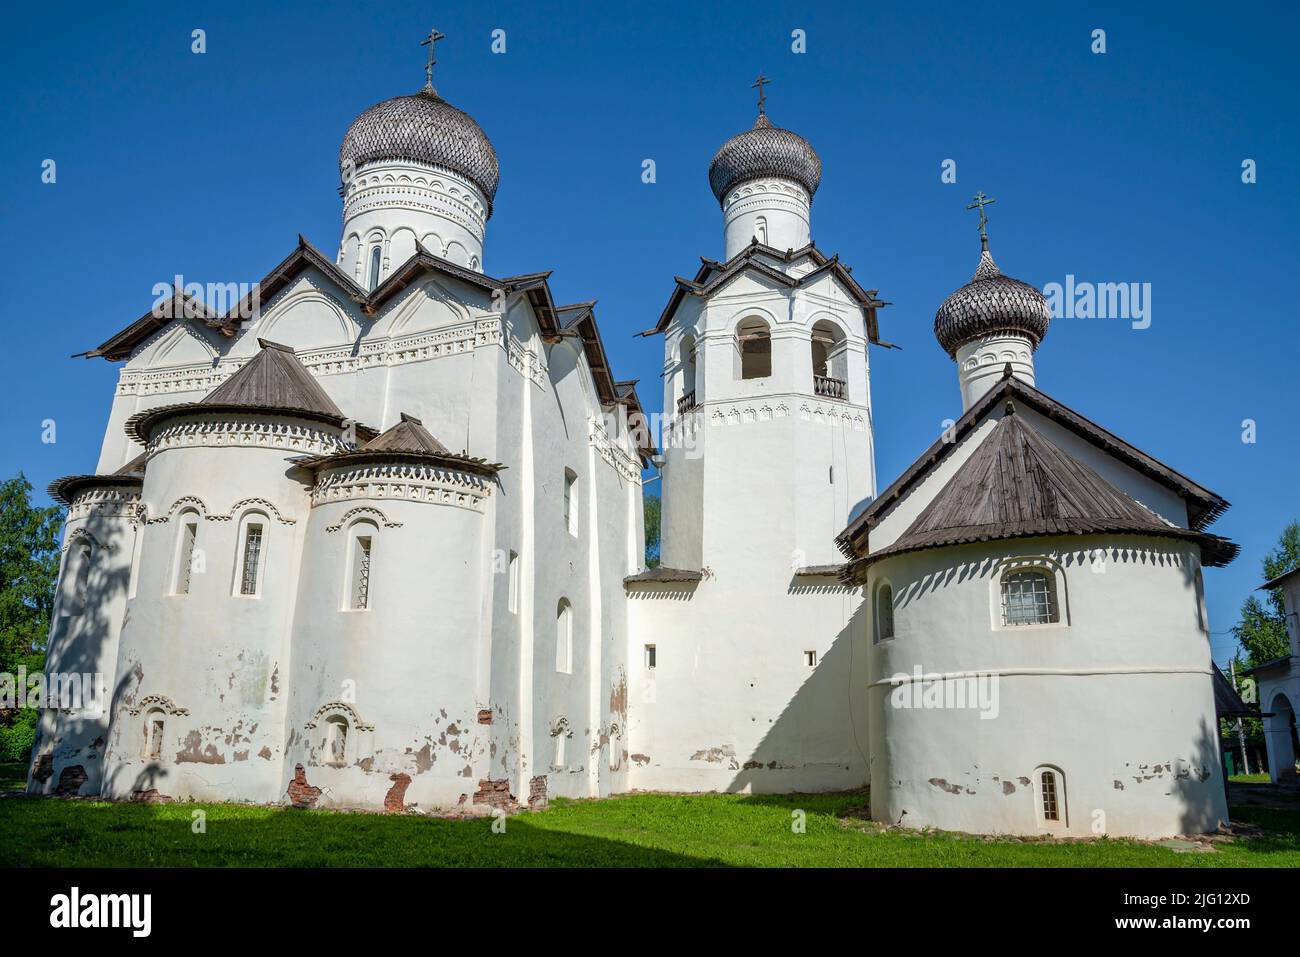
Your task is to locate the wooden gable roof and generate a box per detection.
[642,240,893,345]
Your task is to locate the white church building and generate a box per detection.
[30,38,1241,838]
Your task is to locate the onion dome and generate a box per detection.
[339,88,500,208]
[934,244,1053,358]
[708,113,822,205]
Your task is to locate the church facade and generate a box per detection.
[30,42,1238,838]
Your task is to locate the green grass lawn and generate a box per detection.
[2,789,1298,867]
[1230,773,1273,784]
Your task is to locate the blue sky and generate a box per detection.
[2,1,1296,663]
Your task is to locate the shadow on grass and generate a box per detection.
[0,798,731,868]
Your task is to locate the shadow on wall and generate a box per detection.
[724,599,868,794]
[28,519,135,796]
[1180,714,1233,836]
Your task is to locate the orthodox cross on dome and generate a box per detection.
[420,26,446,92]
[966,190,997,250]
[751,73,771,116]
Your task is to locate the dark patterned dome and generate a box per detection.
[934,247,1053,357]
[339,89,499,209]
[708,114,822,205]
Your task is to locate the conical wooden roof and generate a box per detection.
[202,340,343,418]
[873,408,1237,566]
[360,413,450,454]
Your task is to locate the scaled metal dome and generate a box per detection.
[934,246,1053,357]
[339,88,500,209]
[708,113,822,205]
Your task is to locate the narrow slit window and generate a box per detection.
[875,584,894,643]
[175,518,199,595]
[239,522,264,596]
[352,535,373,609]
[368,245,383,291]
[147,712,165,760]
[556,600,572,674]
[326,716,349,767]
[805,650,817,667]
[645,644,657,670]
[507,550,519,614]
[564,469,578,536]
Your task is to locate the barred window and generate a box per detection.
[1040,770,1060,821]
[238,521,264,596]
[1000,570,1058,626]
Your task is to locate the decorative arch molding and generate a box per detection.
[305,701,375,732]
[207,497,297,526]
[62,526,114,555]
[139,321,221,370]
[128,694,190,717]
[255,284,358,345]
[324,505,403,533]
[386,276,473,336]
[147,496,211,525]
[550,717,573,738]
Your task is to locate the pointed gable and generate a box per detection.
[857,405,1238,569]
[202,339,344,418]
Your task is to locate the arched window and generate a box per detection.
[172,510,200,595]
[678,333,698,412]
[1034,766,1067,826]
[550,718,571,771]
[345,520,377,610]
[811,319,848,399]
[368,245,383,291]
[325,715,349,767]
[1000,569,1059,626]
[62,540,92,617]
[234,513,266,597]
[737,317,771,380]
[556,599,572,674]
[874,582,895,643]
[754,216,768,245]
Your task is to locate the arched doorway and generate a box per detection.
[1266,693,1298,783]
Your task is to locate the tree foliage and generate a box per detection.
[0,473,63,760]
[644,495,661,569]
[1232,519,1300,668]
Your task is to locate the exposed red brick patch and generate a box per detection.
[32,754,54,784]
[287,764,322,809]
[528,775,548,810]
[131,789,174,804]
[477,709,493,725]
[473,777,517,810]
[55,765,88,796]
[385,773,412,812]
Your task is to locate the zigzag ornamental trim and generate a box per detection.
[588,419,641,483]
[205,497,298,525]
[66,488,142,524]
[146,495,211,525]
[148,418,348,457]
[324,505,404,532]
[311,461,492,513]
[305,701,375,732]
[128,694,190,717]
[62,526,115,555]
[116,318,547,397]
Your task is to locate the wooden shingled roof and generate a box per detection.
[293,412,503,477]
[47,451,149,506]
[360,412,451,454]
[837,370,1232,561]
[846,403,1237,573]
[124,340,353,444]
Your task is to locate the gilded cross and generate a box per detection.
[752,73,770,115]
[966,190,996,247]
[421,26,446,91]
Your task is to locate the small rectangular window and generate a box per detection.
[645,644,656,669]
[507,550,519,614]
[804,650,817,667]
[239,523,264,596]
[175,521,198,595]
[352,535,372,610]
